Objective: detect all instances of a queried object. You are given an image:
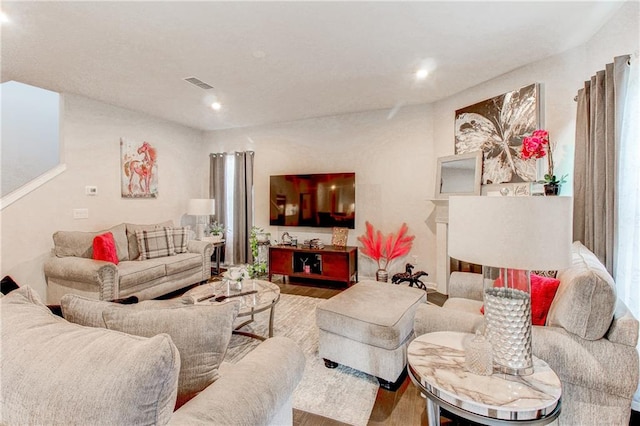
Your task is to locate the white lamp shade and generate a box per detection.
[448,196,573,270]
[187,198,215,216]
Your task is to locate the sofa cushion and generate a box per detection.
[164,253,203,275]
[62,294,240,408]
[136,228,176,260]
[1,286,180,425]
[118,260,167,290]
[126,221,173,260]
[547,241,617,340]
[53,223,129,261]
[92,232,119,264]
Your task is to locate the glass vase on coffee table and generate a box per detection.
[448,196,572,376]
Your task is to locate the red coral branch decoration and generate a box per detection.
[358,222,414,270]
[357,221,384,269]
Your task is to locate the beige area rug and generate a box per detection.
[224,293,379,426]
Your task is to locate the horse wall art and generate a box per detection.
[120,138,158,198]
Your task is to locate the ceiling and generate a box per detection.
[1,1,625,131]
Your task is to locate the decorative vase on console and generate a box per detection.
[376,269,389,283]
[521,129,567,196]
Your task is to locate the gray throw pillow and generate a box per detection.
[61,294,189,328]
[1,286,179,425]
[547,241,617,340]
[52,223,129,261]
[63,294,240,408]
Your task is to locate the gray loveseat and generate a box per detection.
[44,221,213,304]
[1,286,305,425]
[414,241,639,425]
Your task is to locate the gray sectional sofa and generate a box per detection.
[1,286,305,425]
[44,220,213,304]
[414,241,639,425]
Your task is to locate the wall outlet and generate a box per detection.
[73,208,89,219]
[85,186,98,196]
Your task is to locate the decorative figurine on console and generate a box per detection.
[391,263,428,290]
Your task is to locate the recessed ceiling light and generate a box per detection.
[211,102,222,111]
[415,69,429,80]
[0,12,10,24]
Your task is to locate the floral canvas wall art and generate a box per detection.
[120,138,158,198]
[455,83,540,184]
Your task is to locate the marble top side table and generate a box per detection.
[408,331,561,425]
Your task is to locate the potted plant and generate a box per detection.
[357,222,414,282]
[521,129,568,195]
[208,221,225,242]
[247,226,268,278]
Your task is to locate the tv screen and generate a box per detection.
[270,172,355,229]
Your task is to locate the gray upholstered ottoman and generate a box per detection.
[316,280,426,390]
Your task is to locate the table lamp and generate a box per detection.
[448,195,572,376]
[187,198,215,240]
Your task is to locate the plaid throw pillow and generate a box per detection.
[170,227,190,254]
[135,228,176,260]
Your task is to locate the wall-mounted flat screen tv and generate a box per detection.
[270,172,355,229]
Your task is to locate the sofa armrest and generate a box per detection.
[169,336,305,425]
[44,257,119,300]
[186,241,213,281]
[532,325,639,400]
[187,240,213,255]
[606,299,639,347]
[448,272,484,301]
[414,303,484,337]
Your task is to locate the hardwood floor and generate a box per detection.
[274,278,447,426]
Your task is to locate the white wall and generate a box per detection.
[0,94,206,299]
[203,104,436,280]
[1,81,60,197]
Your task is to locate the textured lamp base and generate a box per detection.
[484,286,533,376]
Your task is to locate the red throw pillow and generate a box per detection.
[530,274,560,325]
[479,274,560,326]
[93,232,119,265]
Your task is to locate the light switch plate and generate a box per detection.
[85,186,98,195]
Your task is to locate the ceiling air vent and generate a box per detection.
[183,77,214,90]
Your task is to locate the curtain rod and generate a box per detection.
[573,54,634,102]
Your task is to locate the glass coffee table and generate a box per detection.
[184,279,280,341]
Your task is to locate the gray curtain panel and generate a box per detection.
[573,55,630,275]
[209,153,226,225]
[210,151,254,265]
[232,151,254,264]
